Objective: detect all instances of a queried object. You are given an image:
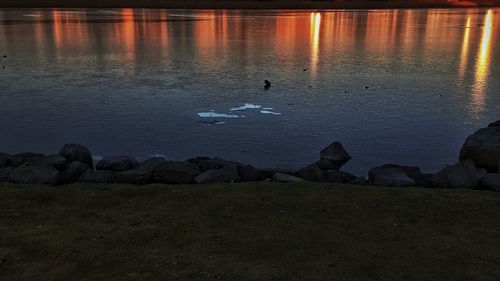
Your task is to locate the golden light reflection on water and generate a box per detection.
[470,9,494,115]
[310,12,321,76]
[458,17,471,80]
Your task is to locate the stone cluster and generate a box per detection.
[1,121,499,191]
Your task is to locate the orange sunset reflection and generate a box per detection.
[471,9,494,115]
[310,12,321,76]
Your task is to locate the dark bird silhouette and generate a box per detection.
[264,80,271,90]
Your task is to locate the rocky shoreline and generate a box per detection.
[1,120,499,191]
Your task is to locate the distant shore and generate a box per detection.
[0,0,498,9]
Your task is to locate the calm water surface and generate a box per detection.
[0,8,499,174]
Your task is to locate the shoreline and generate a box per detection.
[1,121,499,190]
[0,0,499,10]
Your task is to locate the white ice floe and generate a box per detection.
[262,107,274,110]
[230,103,262,111]
[260,110,282,115]
[197,112,243,118]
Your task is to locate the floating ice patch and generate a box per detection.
[197,112,243,118]
[230,104,262,111]
[260,110,282,115]
[263,107,274,110]
[23,14,42,17]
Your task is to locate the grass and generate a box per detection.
[1,182,500,280]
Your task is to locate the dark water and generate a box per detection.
[0,8,499,174]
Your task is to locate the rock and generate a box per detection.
[296,164,323,182]
[432,160,479,188]
[116,157,166,185]
[194,166,240,184]
[272,172,304,182]
[322,170,357,183]
[0,167,14,182]
[9,160,60,184]
[153,161,202,184]
[96,156,138,172]
[238,165,264,182]
[59,144,93,168]
[0,153,11,167]
[488,120,500,127]
[79,170,117,183]
[368,164,432,187]
[59,161,89,184]
[459,123,500,172]
[188,157,243,172]
[349,177,368,185]
[259,168,296,179]
[318,142,352,170]
[372,171,415,186]
[45,154,68,172]
[10,153,45,167]
[479,174,500,191]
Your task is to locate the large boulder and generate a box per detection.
[59,144,93,168]
[238,165,264,182]
[194,166,240,184]
[9,160,60,184]
[318,142,352,170]
[297,164,356,183]
[322,170,357,183]
[272,172,304,182]
[45,154,68,172]
[459,123,500,172]
[479,174,500,191]
[96,156,138,172]
[259,168,296,179]
[153,161,201,184]
[296,164,323,182]
[0,167,14,182]
[116,157,166,185]
[0,153,11,167]
[188,157,243,172]
[432,160,479,188]
[79,170,117,183]
[10,153,45,167]
[59,161,89,184]
[368,164,432,187]
[349,177,368,185]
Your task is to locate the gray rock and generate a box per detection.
[194,166,240,184]
[349,177,368,185]
[238,165,264,182]
[372,171,416,187]
[0,153,11,167]
[0,167,14,182]
[116,157,167,185]
[59,161,89,184]
[368,164,431,187]
[96,156,138,172]
[10,153,45,167]
[9,160,60,184]
[322,170,357,183]
[45,154,68,172]
[296,164,323,182]
[153,161,201,184]
[488,120,500,127]
[272,172,304,182]
[79,170,117,183]
[259,168,296,179]
[318,142,352,170]
[459,123,500,172]
[188,157,243,172]
[480,174,500,191]
[59,144,93,168]
[432,160,479,188]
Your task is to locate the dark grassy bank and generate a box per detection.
[1,182,500,280]
[0,0,498,9]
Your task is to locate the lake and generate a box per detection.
[0,8,498,174]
